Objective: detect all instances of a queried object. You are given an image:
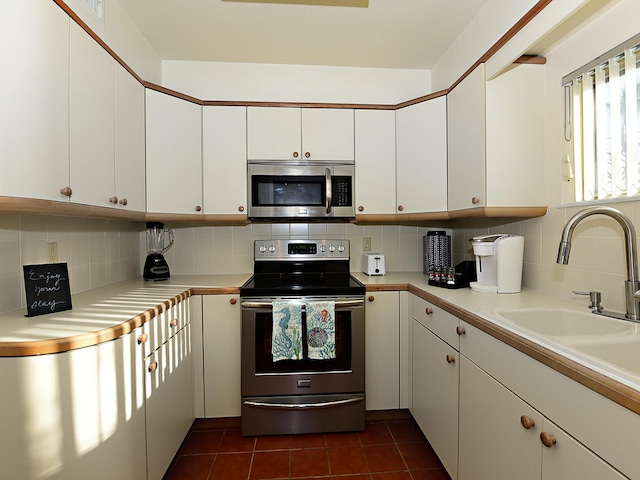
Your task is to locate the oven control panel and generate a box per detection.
[254,239,350,260]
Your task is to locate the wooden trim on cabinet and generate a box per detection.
[514,55,547,65]
[0,196,146,221]
[447,206,548,219]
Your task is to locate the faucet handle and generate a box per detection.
[572,291,603,313]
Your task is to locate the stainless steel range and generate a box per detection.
[240,239,366,436]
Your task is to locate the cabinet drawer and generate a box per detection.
[412,295,460,349]
[139,299,190,357]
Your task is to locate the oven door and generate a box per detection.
[241,296,365,397]
[247,163,355,220]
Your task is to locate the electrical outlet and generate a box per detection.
[363,237,371,252]
[47,242,58,263]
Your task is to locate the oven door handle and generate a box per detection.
[241,299,364,309]
[325,167,332,215]
[243,396,363,410]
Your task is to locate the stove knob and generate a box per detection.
[319,245,327,252]
[268,244,276,253]
[338,245,345,252]
[329,245,336,252]
[258,245,267,253]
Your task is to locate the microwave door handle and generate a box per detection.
[325,168,332,214]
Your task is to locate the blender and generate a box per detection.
[143,222,174,281]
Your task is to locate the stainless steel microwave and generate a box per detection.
[247,161,355,220]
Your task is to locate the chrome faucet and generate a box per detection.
[557,206,640,322]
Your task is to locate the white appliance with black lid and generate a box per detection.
[240,239,365,436]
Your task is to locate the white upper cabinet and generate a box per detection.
[354,110,396,215]
[447,63,545,211]
[396,97,448,214]
[203,106,247,216]
[247,107,354,161]
[114,63,145,212]
[146,90,203,215]
[0,0,70,202]
[69,21,115,208]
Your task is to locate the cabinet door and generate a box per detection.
[0,0,70,202]
[447,64,485,211]
[203,295,242,417]
[247,107,301,160]
[354,110,396,215]
[203,106,247,215]
[145,324,194,480]
[458,356,540,480]
[365,292,400,410]
[146,90,203,214]
[302,108,354,161]
[541,419,626,480]
[69,21,115,207]
[412,319,458,479]
[114,63,145,212]
[396,97,448,213]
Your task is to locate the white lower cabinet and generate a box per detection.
[365,291,400,410]
[145,322,194,480]
[203,294,242,417]
[412,319,458,479]
[459,356,625,480]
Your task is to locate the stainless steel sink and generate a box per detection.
[494,308,635,337]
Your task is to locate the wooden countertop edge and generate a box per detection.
[407,285,640,416]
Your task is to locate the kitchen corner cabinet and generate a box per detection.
[411,295,460,479]
[447,63,545,211]
[354,110,397,215]
[202,295,242,418]
[0,0,70,202]
[69,21,115,208]
[247,107,354,161]
[203,106,247,215]
[146,90,203,215]
[365,292,400,410]
[396,97,448,214]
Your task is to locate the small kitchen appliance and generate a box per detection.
[469,234,524,293]
[362,253,386,275]
[143,222,174,281]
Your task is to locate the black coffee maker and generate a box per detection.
[143,222,174,281]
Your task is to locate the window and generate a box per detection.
[564,34,640,202]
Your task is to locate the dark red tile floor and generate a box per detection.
[164,414,452,480]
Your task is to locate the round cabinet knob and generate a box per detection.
[60,186,72,197]
[358,206,364,212]
[520,415,536,430]
[368,295,375,302]
[169,318,178,328]
[119,198,128,206]
[456,326,466,336]
[425,308,433,315]
[540,432,557,448]
[293,152,299,158]
[471,196,480,205]
[305,152,311,158]
[137,333,148,345]
[397,205,404,212]
[446,354,456,364]
[238,206,245,212]
[109,196,118,205]
[230,298,237,305]
[195,205,202,212]
[148,361,158,373]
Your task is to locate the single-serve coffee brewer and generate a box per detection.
[469,234,524,293]
[143,222,174,281]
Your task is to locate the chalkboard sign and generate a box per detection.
[23,263,72,317]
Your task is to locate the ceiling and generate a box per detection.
[114,0,491,69]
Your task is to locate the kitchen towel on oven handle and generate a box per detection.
[272,301,303,361]
[305,301,336,360]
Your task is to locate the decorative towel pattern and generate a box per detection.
[272,301,302,362]
[305,301,336,360]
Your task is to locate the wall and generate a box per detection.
[0,214,142,315]
[451,0,640,314]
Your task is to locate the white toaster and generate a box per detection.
[362,253,386,276]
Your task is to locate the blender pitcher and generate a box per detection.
[143,222,174,280]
